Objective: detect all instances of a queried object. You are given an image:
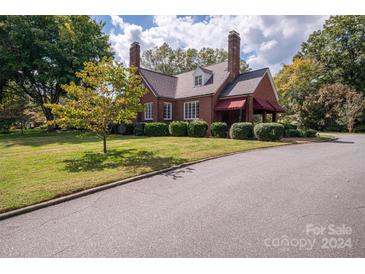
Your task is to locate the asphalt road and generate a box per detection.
[1,133,364,257]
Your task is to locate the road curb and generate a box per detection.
[0,145,288,221]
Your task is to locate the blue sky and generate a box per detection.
[92,15,328,74]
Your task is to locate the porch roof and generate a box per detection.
[215,98,246,111]
[253,97,275,112]
[253,97,285,113]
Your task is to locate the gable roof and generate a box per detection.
[199,66,213,74]
[139,62,275,100]
[219,68,269,98]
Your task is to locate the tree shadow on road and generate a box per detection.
[163,167,196,180]
[63,149,186,172]
[330,140,355,144]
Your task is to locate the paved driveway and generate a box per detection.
[0,134,364,257]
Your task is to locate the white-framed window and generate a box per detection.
[184,101,199,120]
[163,102,172,120]
[194,75,203,87]
[144,102,153,120]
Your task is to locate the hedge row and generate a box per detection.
[279,122,318,138]
[112,121,209,137]
[111,121,317,141]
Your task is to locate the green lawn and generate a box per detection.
[0,130,288,213]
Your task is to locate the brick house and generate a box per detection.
[130,30,283,127]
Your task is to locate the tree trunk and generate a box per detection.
[103,136,107,154]
[348,123,353,133]
[20,119,24,135]
[41,106,56,132]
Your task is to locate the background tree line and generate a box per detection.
[0,15,249,134]
[275,15,365,132]
[142,43,251,75]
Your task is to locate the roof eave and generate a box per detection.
[219,93,252,100]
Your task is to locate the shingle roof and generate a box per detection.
[219,68,269,98]
[139,68,177,98]
[199,66,213,74]
[139,63,269,100]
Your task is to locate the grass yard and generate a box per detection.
[0,130,288,213]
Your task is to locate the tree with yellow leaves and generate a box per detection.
[47,58,147,153]
[274,57,323,124]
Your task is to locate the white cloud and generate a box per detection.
[108,15,328,74]
[259,40,278,52]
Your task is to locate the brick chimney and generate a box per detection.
[129,42,140,69]
[228,30,241,82]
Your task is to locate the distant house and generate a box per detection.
[130,30,283,126]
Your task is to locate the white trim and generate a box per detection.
[140,75,159,97]
[163,102,172,120]
[144,102,153,121]
[194,75,203,87]
[183,100,199,120]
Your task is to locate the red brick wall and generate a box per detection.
[212,76,231,122]
[253,74,278,102]
[175,96,213,124]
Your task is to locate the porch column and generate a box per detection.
[245,96,254,122]
[262,111,267,123]
[272,112,277,122]
[239,108,243,122]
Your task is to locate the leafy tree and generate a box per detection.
[274,57,323,124]
[47,58,148,153]
[0,16,111,131]
[338,89,365,133]
[299,15,365,93]
[301,84,365,132]
[141,43,250,75]
[142,43,177,75]
[0,83,31,133]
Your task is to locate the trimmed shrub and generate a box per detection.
[280,122,297,130]
[169,121,188,136]
[134,122,145,136]
[110,124,123,134]
[354,124,365,133]
[230,122,254,139]
[211,122,228,138]
[187,120,208,137]
[144,122,169,136]
[0,118,15,133]
[304,129,318,137]
[121,123,134,135]
[254,123,285,141]
[111,123,134,135]
[285,128,302,137]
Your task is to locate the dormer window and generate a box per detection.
[194,75,203,87]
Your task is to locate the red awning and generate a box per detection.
[253,97,275,112]
[215,98,246,111]
[267,100,285,112]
